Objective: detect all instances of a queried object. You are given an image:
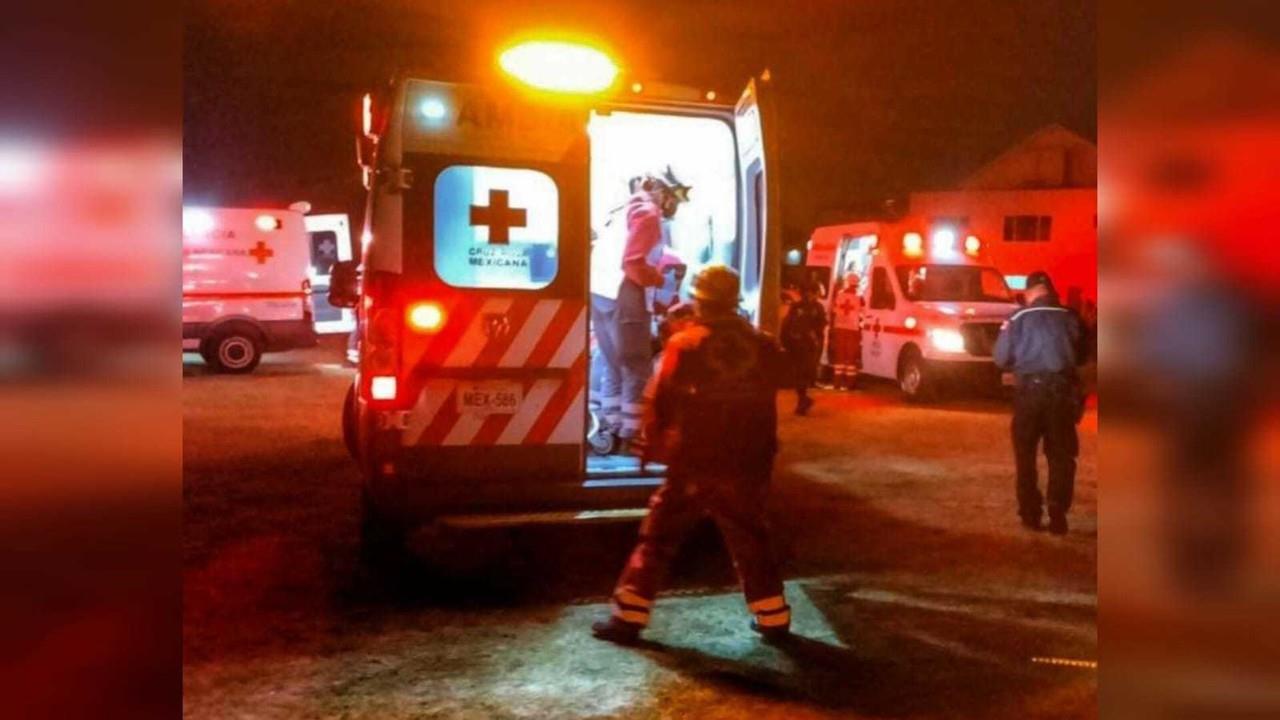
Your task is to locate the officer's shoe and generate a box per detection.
[1047,514,1069,535]
[1020,514,1044,532]
[795,396,814,416]
[591,616,643,645]
[750,619,792,644]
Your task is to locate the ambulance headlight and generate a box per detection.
[928,328,967,354]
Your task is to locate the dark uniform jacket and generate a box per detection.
[994,294,1083,377]
[644,315,784,475]
[780,298,827,353]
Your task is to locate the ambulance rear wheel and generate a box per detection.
[897,347,934,402]
[203,326,262,374]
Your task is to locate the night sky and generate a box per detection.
[184,0,1095,247]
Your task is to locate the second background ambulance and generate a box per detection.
[809,221,1019,400]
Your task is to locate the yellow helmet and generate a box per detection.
[691,264,740,305]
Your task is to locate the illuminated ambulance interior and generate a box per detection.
[584,109,744,470]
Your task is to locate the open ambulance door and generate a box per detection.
[735,74,782,333]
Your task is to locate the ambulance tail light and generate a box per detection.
[361,271,406,405]
[370,376,398,401]
[964,235,982,256]
[406,301,445,333]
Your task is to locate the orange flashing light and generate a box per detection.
[965,235,982,256]
[370,376,397,401]
[255,214,281,232]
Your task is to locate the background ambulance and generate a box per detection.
[328,42,781,552]
[810,221,1019,400]
[182,206,318,372]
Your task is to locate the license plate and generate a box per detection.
[457,381,522,415]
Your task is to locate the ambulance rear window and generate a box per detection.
[434,165,559,290]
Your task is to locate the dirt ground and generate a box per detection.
[183,339,1097,719]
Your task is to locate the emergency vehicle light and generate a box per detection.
[370,375,397,401]
[255,214,282,232]
[362,93,373,136]
[903,232,924,257]
[406,301,445,332]
[932,229,956,255]
[965,235,981,256]
[419,96,448,121]
[183,208,215,235]
[498,40,619,94]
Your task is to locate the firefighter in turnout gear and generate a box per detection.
[994,270,1086,535]
[592,265,792,645]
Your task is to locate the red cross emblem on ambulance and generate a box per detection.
[469,189,527,245]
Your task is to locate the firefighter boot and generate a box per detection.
[750,618,792,644]
[591,616,643,645]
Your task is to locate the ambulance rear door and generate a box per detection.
[735,74,782,333]
[394,79,591,499]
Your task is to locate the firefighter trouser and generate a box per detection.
[590,293,623,431]
[615,280,653,439]
[611,472,790,631]
[1012,374,1079,519]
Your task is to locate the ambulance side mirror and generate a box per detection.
[328,260,360,309]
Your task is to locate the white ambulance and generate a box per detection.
[809,221,1019,400]
[182,206,318,372]
[327,40,781,549]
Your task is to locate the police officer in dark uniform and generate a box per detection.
[994,270,1085,535]
[592,265,792,645]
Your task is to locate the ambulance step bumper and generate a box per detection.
[437,507,649,529]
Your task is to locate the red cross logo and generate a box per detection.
[469,189,527,245]
[248,240,274,264]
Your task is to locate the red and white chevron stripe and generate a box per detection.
[401,297,586,447]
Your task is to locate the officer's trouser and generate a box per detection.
[615,280,652,439]
[610,470,790,631]
[590,293,622,431]
[1012,374,1079,519]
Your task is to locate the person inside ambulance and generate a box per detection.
[589,166,691,454]
[592,265,792,646]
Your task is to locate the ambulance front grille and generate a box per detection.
[961,322,1002,357]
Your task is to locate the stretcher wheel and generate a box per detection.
[586,411,618,455]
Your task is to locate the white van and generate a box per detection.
[182,206,317,372]
[810,221,1019,400]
